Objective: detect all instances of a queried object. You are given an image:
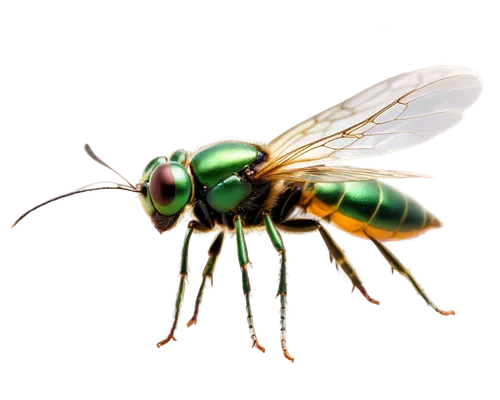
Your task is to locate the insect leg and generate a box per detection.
[187,231,225,327]
[318,225,381,308]
[263,214,293,363]
[235,215,265,354]
[367,234,454,316]
[157,221,197,348]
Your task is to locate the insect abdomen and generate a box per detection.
[301,181,442,241]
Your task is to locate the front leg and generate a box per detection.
[187,231,225,327]
[154,221,197,349]
[264,214,296,365]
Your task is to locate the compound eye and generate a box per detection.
[149,162,192,216]
[170,149,187,165]
[140,156,167,183]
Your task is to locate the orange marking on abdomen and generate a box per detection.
[330,212,365,234]
[302,186,442,242]
[305,198,334,218]
[364,225,395,241]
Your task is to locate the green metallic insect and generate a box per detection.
[13,66,482,362]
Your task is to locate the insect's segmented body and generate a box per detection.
[13,66,482,362]
[184,141,441,244]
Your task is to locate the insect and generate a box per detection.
[12,66,482,362]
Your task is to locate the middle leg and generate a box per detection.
[235,216,265,354]
[263,214,294,363]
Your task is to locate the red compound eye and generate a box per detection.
[149,162,192,216]
[150,163,176,206]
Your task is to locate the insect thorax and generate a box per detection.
[189,141,276,229]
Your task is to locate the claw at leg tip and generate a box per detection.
[153,334,179,350]
[364,295,382,308]
[248,340,269,355]
[187,318,197,327]
[281,350,299,365]
[438,307,458,318]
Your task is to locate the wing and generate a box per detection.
[254,66,482,181]
[261,165,429,183]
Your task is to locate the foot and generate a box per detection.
[436,307,458,318]
[184,318,200,328]
[281,349,297,365]
[363,293,382,308]
[349,286,382,308]
[249,338,269,356]
[153,332,178,350]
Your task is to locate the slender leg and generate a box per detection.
[367,234,454,316]
[318,225,381,308]
[187,231,225,327]
[235,216,265,354]
[263,214,294,363]
[157,221,196,348]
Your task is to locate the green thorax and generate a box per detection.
[190,142,259,213]
[190,142,258,188]
[207,175,252,213]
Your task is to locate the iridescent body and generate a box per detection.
[12,66,483,362]
[148,141,441,243]
[140,141,447,362]
[191,141,258,188]
[301,181,442,241]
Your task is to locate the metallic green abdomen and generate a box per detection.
[191,142,258,188]
[302,181,442,241]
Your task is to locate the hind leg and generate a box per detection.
[367,233,454,316]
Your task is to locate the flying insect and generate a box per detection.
[12,66,482,362]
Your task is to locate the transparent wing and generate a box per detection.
[255,66,482,180]
[260,165,429,183]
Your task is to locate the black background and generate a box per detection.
[3,20,491,369]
